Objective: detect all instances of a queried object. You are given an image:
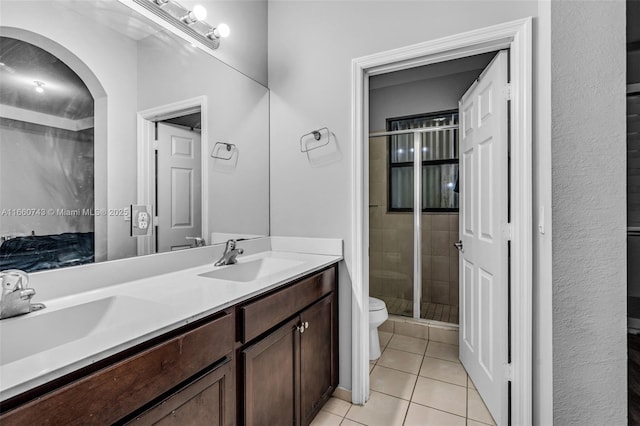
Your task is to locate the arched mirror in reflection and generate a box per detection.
[0,37,98,272]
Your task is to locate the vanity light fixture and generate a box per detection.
[33,81,45,93]
[138,0,230,50]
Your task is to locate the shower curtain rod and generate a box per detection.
[368,124,459,138]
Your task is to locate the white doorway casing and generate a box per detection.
[350,18,532,424]
[137,96,208,255]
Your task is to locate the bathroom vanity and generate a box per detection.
[0,239,341,425]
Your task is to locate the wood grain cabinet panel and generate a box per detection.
[242,317,300,426]
[127,358,234,426]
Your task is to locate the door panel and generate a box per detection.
[157,123,202,252]
[458,50,509,425]
[242,318,300,426]
[300,295,335,424]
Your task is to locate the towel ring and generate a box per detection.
[300,127,330,153]
[211,142,236,160]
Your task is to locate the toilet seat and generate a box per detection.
[369,297,386,311]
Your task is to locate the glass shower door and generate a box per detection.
[369,133,415,317]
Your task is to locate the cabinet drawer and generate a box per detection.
[240,267,336,343]
[0,311,234,426]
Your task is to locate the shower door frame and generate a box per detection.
[370,126,459,319]
[350,17,532,425]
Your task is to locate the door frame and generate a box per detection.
[350,17,532,424]
[137,96,208,255]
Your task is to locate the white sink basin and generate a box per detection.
[0,296,166,365]
[199,257,304,282]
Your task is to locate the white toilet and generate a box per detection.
[369,297,389,360]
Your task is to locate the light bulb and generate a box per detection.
[192,4,207,20]
[33,81,45,93]
[182,5,207,24]
[216,23,230,38]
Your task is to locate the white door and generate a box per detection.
[458,50,509,425]
[156,122,202,252]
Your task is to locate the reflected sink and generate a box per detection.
[199,257,303,282]
[0,296,166,365]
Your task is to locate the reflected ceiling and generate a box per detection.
[0,37,93,120]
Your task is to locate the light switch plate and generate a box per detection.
[131,204,153,237]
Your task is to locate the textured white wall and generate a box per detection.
[268,0,539,392]
[550,1,627,424]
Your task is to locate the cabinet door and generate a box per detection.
[127,358,234,426]
[242,317,300,426]
[300,294,338,425]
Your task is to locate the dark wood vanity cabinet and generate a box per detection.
[239,265,339,426]
[0,263,339,426]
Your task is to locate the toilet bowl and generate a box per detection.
[369,297,389,360]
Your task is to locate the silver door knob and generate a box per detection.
[453,240,463,252]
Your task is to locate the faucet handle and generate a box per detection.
[186,236,206,247]
[1,269,29,293]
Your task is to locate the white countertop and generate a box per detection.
[0,238,342,401]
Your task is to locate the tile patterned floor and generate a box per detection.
[311,332,495,426]
[375,296,459,324]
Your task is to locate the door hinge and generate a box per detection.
[504,83,512,100]
[153,140,159,150]
[505,363,514,381]
[503,223,513,241]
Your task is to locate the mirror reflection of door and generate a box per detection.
[155,116,202,252]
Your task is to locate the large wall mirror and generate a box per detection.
[0,0,269,272]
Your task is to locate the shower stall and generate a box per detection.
[369,112,460,324]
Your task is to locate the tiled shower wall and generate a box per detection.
[369,137,459,314]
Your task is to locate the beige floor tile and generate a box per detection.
[403,403,466,426]
[467,420,493,426]
[310,409,343,426]
[377,348,423,375]
[425,341,460,363]
[369,365,418,400]
[322,397,352,417]
[379,331,393,348]
[340,419,366,426]
[394,320,429,340]
[369,363,375,373]
[387,334,428,355]
[467,389,496,425]
[345,391,409,426]
[429,326,459,346]
[379,320,394,333]
[419,356,467,386]
[411,377,467,417]
[468,375,476,390]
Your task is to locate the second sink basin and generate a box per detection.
[0,296,167,366]
[199,257,303,282]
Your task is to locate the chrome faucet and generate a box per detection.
[1,269,45,319]
[214,239,244,266]
[186,236,206,247]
